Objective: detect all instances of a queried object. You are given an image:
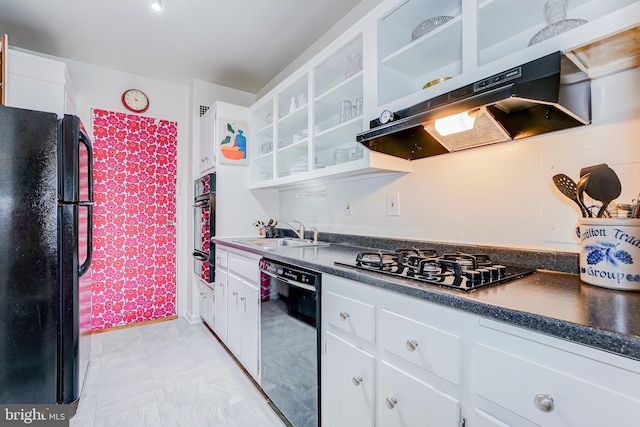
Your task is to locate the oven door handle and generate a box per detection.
[192,251,209,262]
[193,200,210,208]
[260,269,317,292]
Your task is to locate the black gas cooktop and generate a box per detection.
[335,248,535,292]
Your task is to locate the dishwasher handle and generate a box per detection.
[260,268,317,293]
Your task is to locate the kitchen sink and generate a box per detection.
[234,237,328,249]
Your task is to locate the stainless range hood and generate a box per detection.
[357,51,591,160]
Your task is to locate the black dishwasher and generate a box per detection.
[259,258,321,427]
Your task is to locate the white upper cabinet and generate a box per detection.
[5,49,77,116]
[199,105,216,174]
[248,26,410,189]
[249,96,275,184]
[276,73,310,180]
[373,0,639,110]
[313,35,365,175]
[247,0,637,188]
[477,0,638,67]
[377,0,463,106]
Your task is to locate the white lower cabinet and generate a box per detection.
[473,321,640,427]
[227,272,243,355]
[323,273,640,427]
[198,281,214,328]
[323,331,375,427]
[378,360,460,427]
[213,249,228,341]
[214,246,260,381]
[322,274,468,427]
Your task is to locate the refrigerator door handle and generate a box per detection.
[78,128,93,277]
[78,204,93,277]
[78,129,94,203]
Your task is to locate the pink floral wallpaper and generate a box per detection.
[91,109,177,331]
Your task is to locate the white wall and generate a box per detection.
[278,68,640,253]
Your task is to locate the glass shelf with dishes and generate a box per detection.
[276,141,309,179]
[477,0,636,66]
[314,119,364,172]
[276,73,310,180]
[377,0,463,106]
[313,35,364,172]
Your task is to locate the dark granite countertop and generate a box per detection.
[213,236,640,361]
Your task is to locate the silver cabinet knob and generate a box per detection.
[352,376,363,386]
[534,394,555,412]
[339,312,350,321]
[240,296,246,301]
[232,291,238,296]
[405,339,419,352]
[385,397,398,409]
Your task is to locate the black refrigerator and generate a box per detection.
[0,105,93,411]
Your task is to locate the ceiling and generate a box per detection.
[0,0,370,94]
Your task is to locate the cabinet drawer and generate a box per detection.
[378,360,460,427]
[325,290,375,343]
[228,253,258,282]
[215,249,227,268]
[380,309,462,385]
[476,343,640,426]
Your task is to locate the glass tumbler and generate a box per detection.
[340,100,352,123]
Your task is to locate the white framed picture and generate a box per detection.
[218,118,249,165]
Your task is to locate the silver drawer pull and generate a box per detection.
[385,397,398,409]
[534,394,554,412]
[240,297,246,301]
[232,291,238,296]
[352,376,363,386]
[405,339,419,352]
[339,312,350,321]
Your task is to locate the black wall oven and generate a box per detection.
[193,173,215,283]
[259,258,321,427]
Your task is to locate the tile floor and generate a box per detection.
[70,318,286,427]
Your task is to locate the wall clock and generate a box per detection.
[121,88,149,113]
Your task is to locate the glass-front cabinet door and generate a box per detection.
[477,0,638,67]
[276,74,309,180]
[377,0,463,106]
[249,98,274,184]
[313,35,364,173]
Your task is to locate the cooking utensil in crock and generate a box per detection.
[576,173,591,217]
[579,163,608,178]
[552,173,591,217]
[580,165,622,217]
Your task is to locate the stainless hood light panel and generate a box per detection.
[357,51,592,160]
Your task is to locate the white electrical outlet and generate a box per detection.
[345,199,353,216]
[386,193,400,216]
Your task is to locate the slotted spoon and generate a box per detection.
[552,174,591,217]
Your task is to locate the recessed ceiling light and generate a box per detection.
[151,0,163,12]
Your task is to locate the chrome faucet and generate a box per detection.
[279,220,305,240]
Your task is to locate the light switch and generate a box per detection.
[386,193,399,216]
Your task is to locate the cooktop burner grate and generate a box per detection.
[336,249,535,292]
